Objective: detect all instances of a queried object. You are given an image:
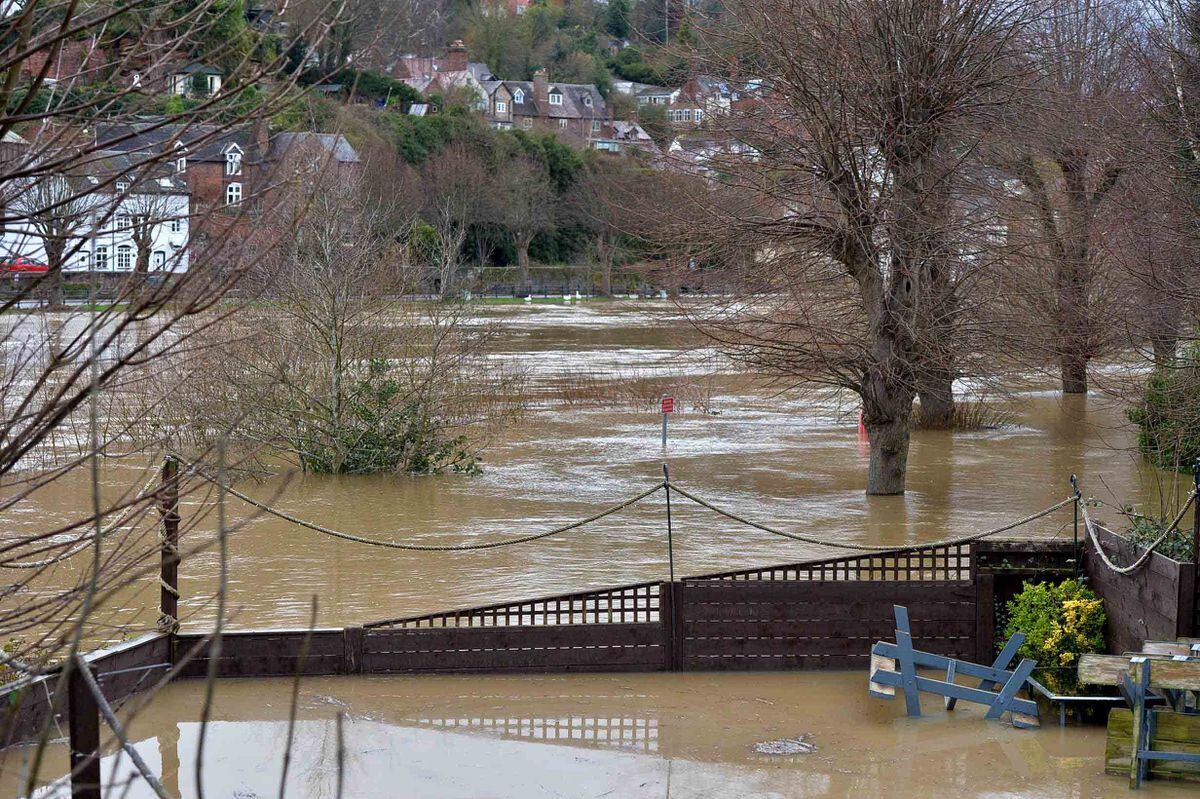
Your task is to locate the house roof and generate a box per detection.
[175,63,224,76]
[81,150,188,194]
[267,132,360,164]
[95,122,254,164]
[503,81,607,120]
[635,85,674,98]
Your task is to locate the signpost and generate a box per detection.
[660,395,674,450]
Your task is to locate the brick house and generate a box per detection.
[487,69,611,142]
[93,121,361,259]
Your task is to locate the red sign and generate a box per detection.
[661,396,675,414]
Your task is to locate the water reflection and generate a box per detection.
[6,672,1196,798]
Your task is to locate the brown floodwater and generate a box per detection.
[2,301,1193,797]
[3,672,1195,798]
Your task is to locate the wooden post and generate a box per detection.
[159,456,180,634]
[975,573,995,665]
[67,663,102,799]
[343,626,364,674]
[659,581,676,672]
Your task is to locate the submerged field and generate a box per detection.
[2,301,1192,797]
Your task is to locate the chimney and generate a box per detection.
[533,68,549,112]
[444,40,468,73]
[250,116,270,162]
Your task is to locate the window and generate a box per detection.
[206,74,221,95]
[225,148,243,176]
[116,245,132,270]
[513,89,524,104]
[583,95,593,107]
[152,251,166,270]
[115,181,129,193]
[225,182,242,205]
[592,120,601,132]
[558,119,568,129]
[548,91,563,106]
[522,118,532,130]
[695,109,704,123]
[116,215,130,230]
[94,246,108,270]
[496,100,508,113]
[169,218,182,234]
[175,157,187,174]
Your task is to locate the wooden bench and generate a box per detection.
[1079,648,1200,787]
[869,605,1040,729]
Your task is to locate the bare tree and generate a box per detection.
[498,155,556,290]
[8,173,93,306]
[677,0,1027,494]
[985,0,1141,394]
[420,144,492,295]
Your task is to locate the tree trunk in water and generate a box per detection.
[865,411,911,495]
[1151,334,1177,370]
[916,367,955,428]
[596,235,615,296]
[1061,354,1088,394]
[516,237,531,290]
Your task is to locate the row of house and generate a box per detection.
[384,42,660,156]
[0,122,361,276]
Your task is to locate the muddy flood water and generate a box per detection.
[3,301,1196,797]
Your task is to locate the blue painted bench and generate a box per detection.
[868,604,1040,729]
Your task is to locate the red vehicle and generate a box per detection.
[2,257,49,274]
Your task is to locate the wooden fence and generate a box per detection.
[1083,525,1197,654]
[6,523,1198,799]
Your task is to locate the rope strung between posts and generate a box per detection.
[1080,489,1196,575]
[192,467,667,551]
[666,483,1078,552]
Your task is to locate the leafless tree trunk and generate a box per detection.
[675,0,1027,493]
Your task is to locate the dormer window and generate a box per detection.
[583,95,593,107]
[513,88,525,104]
[115,181,129,193]
[548,90,563,106]
[225,146,243,176]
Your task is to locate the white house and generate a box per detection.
[0,148,190,275]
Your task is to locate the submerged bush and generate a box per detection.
[1128,343,1200,472]
[1002,580,1106,695]
[1123,512,1194,562]
[297,359,479,476]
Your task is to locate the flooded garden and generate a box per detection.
[3,301,1197,797]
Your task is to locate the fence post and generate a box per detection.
[159,456,180,636]
[1193,462,1199,568]
[343,626,365,675]
[1071,474,1081,580]
[662,464,679,672]
[67,662,101,799]
[1188,462,1200,637]
[975,573,995,664]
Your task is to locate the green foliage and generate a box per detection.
[1123,512,1196,562]
[606,0,632,39]
[1002,580,1107,695]
[335,69,422,107]
[384,108,492,163]
[298,360,478,475]
[1128,342,1200,472]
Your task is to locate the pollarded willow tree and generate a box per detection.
[676,0,1029,494]
[983,0,1143,394]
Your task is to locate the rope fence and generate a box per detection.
[15,452,1194,576]
[188,459,1077,557]
[1080,489,1197,575]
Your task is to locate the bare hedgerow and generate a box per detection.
[0,0,400,788]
